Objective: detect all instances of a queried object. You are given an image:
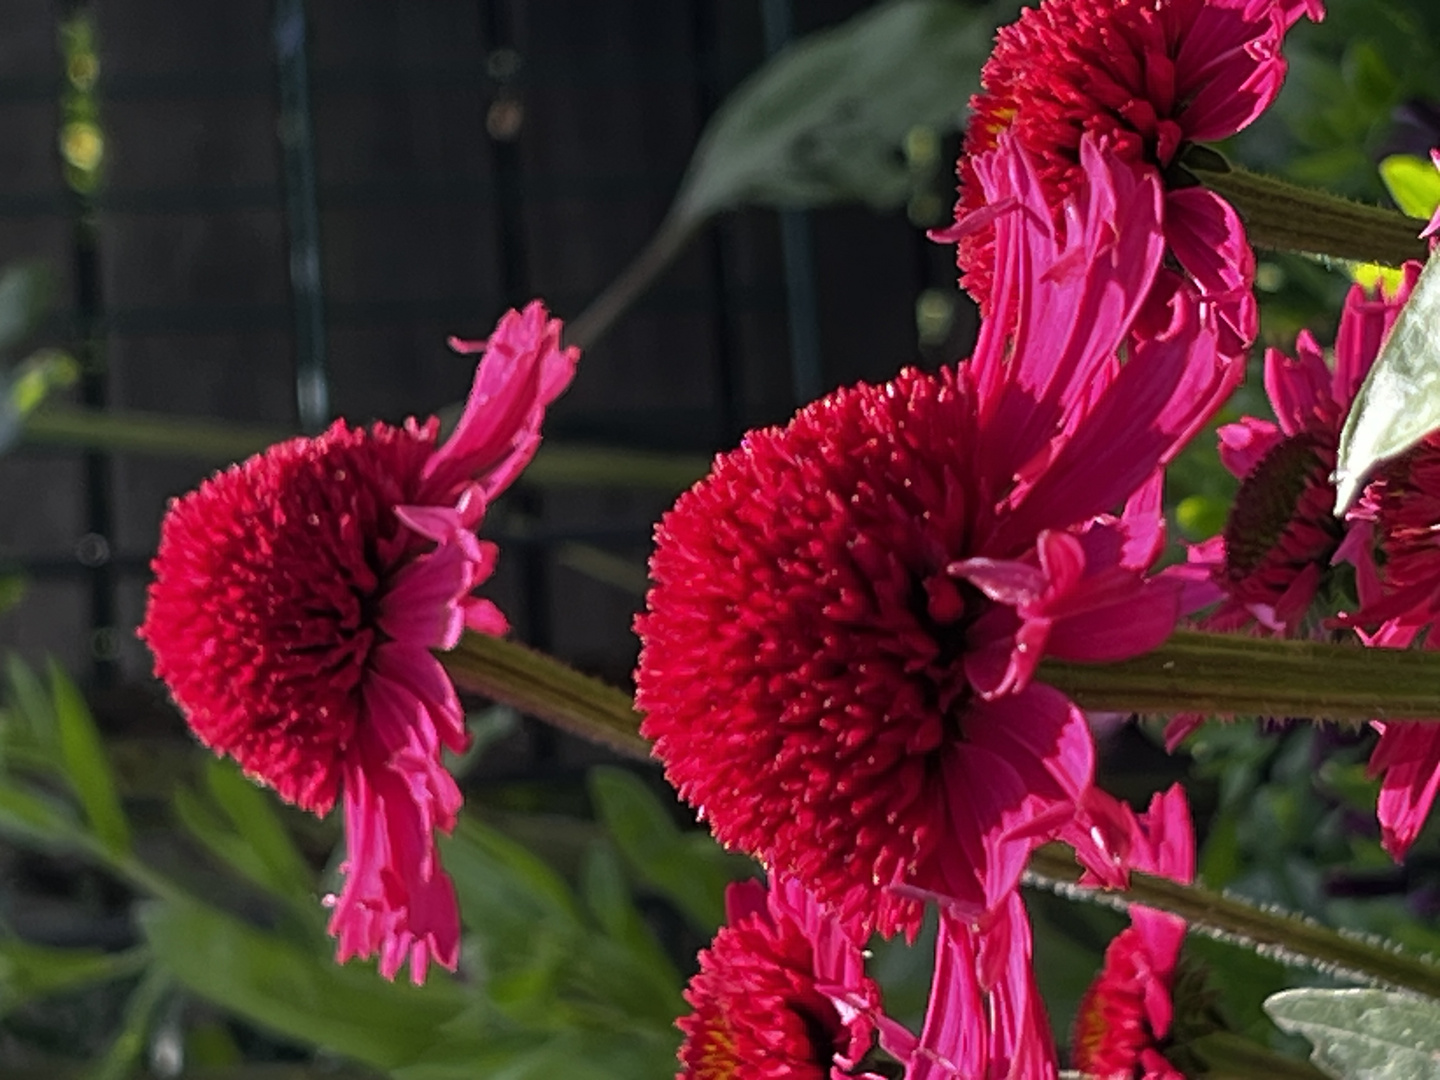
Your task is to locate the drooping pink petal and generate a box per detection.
[326,671,463,984]
[422,299,578,502]
[1372,722,1440,859]
[885,896,1057,1079]
[1265,333,1334,436]
[1164,184,1257,346]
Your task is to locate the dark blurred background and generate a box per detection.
[0,0,966,706]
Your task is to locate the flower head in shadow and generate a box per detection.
[142,302,577,982]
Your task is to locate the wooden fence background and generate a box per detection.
[0,0,968,759]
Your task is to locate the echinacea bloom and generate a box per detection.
[1068,786,1195,1080]
[938,0,1322,348]
[1191,265,1417,638]
[881,893,1058,1079]
[141,301,577,982]
[1351,440,1440,858]
[677,874,886,1080]
[637,134,1235,939]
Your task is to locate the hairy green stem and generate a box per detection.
[442,632,652,762]
[1185,157,1428,268]
[1038,629,1440,721]
[1027,846,1440,999]
[444,628,1440,768]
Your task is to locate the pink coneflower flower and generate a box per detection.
[1352,447,1440,858]
[676,874,886,1080]
[938,0,1322,347]
[1069,785,1194,1080]
[141,301,577,982]
[1194,266,1417,637]
[637,135,1235,939]
[881,893,1058,1079]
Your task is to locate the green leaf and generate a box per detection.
[588,766,743,932]
[1380,154,1440,221]
[1335,251,1440,512]
[0,942,148,1016]
[85,966,172,1080]
[0,350,80,454]
[6,655,57,755]
[1265,988,1440,1079]
[139,897,468,1069]
[673,0,1012,221]
[203,757,313,897]
[447,817,584,927]
[398,1030,675,1080]
[441,818,584,1014]
[0,783,82,848]
[579,843,683,1024]
[49,660,129,854]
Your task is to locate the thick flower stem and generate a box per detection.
[442,632,653,761]
[1038,629,1440,721]
[1184,156,1428,268]
[451,629,1440,765]
[1026,845,1440,999]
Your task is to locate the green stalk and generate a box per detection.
[1027,845,1440,998]
[1038,629,1440,721]
[1184,154,1428,268]
[24,405,287,463]
[441,632,652,762]
[443,628,1440,767]
[21,405,709,490]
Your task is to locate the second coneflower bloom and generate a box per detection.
[677,875,887,1080]
[1194,266,1417,637]
[142,301,577,982]
[938,0,1322,349]
[637,135,1236,939]
[1068,786,1195,1080]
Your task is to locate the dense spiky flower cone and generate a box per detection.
[678,876,886,1080]
[1069,786,1194,1080]
[142,302,577,982]
[1190,266,1417,638]
[938,0,1321,351]
[637,136,1237,939]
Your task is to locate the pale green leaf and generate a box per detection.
[1380,154,1440,221]
[1335,252,1440,512]
[589,766,745,932]
[579,843,683,1024]
[173,784,304,907]
[203,757,312,898]
[50,660,129,854]
[1265,988,1440,1079]
[673,0,1013,222]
